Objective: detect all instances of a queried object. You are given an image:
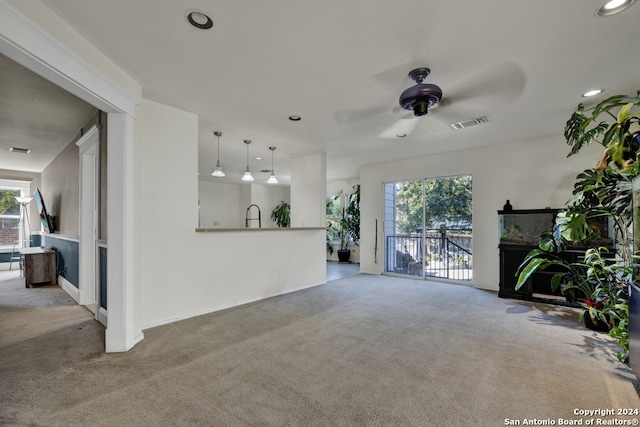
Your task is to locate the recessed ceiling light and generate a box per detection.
[396,134,407,138]
[186,10,213,29]
[583,89,604,97]
[288,115,301,121]
[253,156,263,160]
[597,0,636,16]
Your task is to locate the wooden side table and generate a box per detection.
[20,248,57,288]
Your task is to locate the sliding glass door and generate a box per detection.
[383,175,473,282]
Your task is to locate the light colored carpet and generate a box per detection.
[1,270,638,426]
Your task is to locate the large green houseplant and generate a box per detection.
[516,90,640,363]
[327,185,360,262]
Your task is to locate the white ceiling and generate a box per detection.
[5,0,640,183]
[0,53,97,172]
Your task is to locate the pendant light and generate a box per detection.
[267,146,278,184]
[242,139,254,182]
[211,131,225,177]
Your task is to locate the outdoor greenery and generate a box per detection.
[395,176,472,233]
[516,90,640,363]
[0,190,19,215]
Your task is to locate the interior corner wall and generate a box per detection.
[136,98,325,329]
[360,135,604,291]
[40,138,80,236]
[290,153,326,227]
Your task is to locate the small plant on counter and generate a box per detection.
[271,201,290,228]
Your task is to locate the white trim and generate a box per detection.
[0,0,139,352]
[142,281,325,330]
[40,233,79,243]
[97,307,108,327]
[0,1,138,116]
[0,178,32,188]
[105,113,136,352]
[76,125,100,306]
[59,275,80,303]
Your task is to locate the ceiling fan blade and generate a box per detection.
[432,61,526,124]
[377,117,420,139]
[334,105,392,124]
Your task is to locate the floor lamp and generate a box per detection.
[15,196,33,249]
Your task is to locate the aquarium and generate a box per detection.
[498,209,558,247]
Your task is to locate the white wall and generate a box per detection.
[8,0,141,100]
[360,135,604,291]
[198,181,240,228]
[291,153,326,227]
[248,184,290,228]
[198,181,290,228]
[136,99,325,329]
[41,139,80,236]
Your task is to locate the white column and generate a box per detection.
[290,153,326,228]
[105,113,140,352]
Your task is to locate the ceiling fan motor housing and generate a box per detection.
[399,83,443,117]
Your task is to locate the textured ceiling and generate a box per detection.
[4,0,640,183]
[0,53,96,172]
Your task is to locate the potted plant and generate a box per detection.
[270,201,290,228]
[331,185,360,263]
[517,90,640,363]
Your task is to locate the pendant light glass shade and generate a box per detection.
[211,131,225,177]
[267,146,278,184]
[241,139,254,182]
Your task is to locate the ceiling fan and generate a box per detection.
[376,67,443,139]
[335,61,525,139]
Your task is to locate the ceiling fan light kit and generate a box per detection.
[399,67,443,117]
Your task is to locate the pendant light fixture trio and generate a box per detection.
[209,130,281,183]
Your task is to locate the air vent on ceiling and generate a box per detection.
[9,146,32,154]
[450,116,488,130]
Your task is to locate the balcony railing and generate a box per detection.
[385,230,472,281]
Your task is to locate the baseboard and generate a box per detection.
[142,281,326,330]
[58,275,80,303]
[97,306,108,326]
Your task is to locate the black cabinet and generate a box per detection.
[498,208,579,305]
[497,207,612,305]
[498,244,585,304]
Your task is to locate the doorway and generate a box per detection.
[383,175,473,282]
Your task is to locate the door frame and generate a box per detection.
[76,125,105,325]
[0,0,140,351]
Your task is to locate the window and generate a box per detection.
[383,175,472,282]
[326,192,342,244]
[0,180,32,248]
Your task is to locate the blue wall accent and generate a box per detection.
[42,235,79,289]
[99,246,107,309]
